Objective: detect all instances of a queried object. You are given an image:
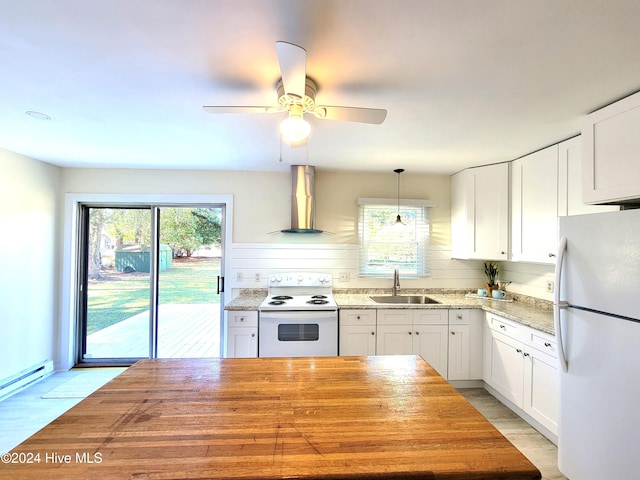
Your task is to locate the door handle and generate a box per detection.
[217,275,225,294]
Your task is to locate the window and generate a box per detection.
[357,198,432,277]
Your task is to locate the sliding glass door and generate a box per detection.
[77,204,224,364]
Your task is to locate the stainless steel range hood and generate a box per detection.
[281,165,324,234]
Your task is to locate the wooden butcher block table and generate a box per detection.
[1,356,540,479]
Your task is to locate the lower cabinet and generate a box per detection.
[376,309,449,378]
[225,311,258,358]
[339,310,377,356]
[483,312,559,439]
[448,309,484,381]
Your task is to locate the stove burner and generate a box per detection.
[268,300,286,306]
[311,295,328,299]
[272,295,293,301]
[307,299,329,305]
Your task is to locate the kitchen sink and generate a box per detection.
[369,295,441,304]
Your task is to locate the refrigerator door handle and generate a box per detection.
[554,236,569,372]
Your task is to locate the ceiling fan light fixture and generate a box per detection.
[280,104,310,143]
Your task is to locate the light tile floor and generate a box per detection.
[1,371,566,479]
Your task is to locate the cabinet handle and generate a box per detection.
[499,324,506,330]
[544,342,551,347]
[371,332,375,336]
[549,253,556,258]
[516,348,522,353]
[523,352,530,357]
[408,331,412,335]
[415,331,419,335]
[357,316,361,319]
[456,314,462,320]
[251,333,255,337]
[501,251,506,255]
[451,331,456,335]
[239,317,244,322]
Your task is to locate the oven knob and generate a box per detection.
[297,275,304,282]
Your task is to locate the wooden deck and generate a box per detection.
[86,303,220,359]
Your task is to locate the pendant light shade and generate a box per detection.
[394,168,406,226]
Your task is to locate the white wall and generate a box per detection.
[0,149,60,384]
[61,168,486,292]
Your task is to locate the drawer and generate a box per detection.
[528,331,557,357]
[339,310,376,326]
[228,311,258,327]
[486,313,524,341]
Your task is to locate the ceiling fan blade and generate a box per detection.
[314,105,387,124]
[202,106,282,114]
[275,41,307,99]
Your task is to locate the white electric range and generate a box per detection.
[258,273,338,357]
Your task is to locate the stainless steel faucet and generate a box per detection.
[392,268,400,295]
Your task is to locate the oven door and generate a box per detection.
[259,310,338,358]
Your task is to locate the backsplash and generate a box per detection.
[228,243,554,302]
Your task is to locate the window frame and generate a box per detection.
[357,198,434,278]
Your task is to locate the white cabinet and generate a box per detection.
[377,309,448,378]
[447,309,483,381]
[558,136,619,216]
[582,90,640,204]
[511,145,559,264]
[225,311,258,358]
[483,313,559,439]
[451,163,510,260]
[339,310,377,356]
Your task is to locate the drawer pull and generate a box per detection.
[516,348,522,353]
[408,331,413,335]
[523,352,530,357]
[544,342,552,347]
[251,333,255,338]
[371,332,375,336]
[499,324,506,330]
[357,316,361,319]
[451,331,456,335]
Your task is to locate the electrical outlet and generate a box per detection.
[236,272,242,282]
[255,273,261,282]
[339,272,350,282]
[546,280,554,293]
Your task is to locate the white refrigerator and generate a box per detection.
[555,209,640,479]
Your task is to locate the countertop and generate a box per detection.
[2,357,540,479]
[225,289,555,335]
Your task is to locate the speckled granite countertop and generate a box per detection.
[226,289,555,336]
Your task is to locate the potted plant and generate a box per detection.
[484,261,499,296]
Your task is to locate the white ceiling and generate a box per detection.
[1,0,640,175]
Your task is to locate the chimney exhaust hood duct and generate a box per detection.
[281,165,325,234]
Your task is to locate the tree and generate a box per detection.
[160,207,221,257]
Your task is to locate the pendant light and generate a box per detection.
[394,168,406,225]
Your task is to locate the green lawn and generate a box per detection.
[87,257,220,334]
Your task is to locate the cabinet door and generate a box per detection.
[582,90,640,204]
[413,325,448,378]
[511,145,559,264]
[227,327,257,358]
[523,346,559,434]
[340,325,376,356]
[451,164,510,260]
[448,323,470,380]
[376,324,413,355]
[484,329,524,407]
[558,136,618,216]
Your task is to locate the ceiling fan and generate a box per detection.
[203,41,387,143]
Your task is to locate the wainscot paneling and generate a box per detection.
[228,243,486,299]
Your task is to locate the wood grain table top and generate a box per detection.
[1,356,540,479]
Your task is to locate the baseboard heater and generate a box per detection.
[0,360,54,400]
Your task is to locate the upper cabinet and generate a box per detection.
[451,163,510,261]
[582,91,640,205]
[558,136,618,216]
[511,145,559,264]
